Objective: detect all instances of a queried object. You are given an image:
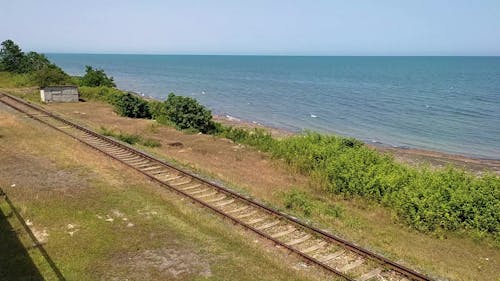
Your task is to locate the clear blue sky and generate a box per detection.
[2,0,499,55]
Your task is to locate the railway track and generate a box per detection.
[0,93,432,281]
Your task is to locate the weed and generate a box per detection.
[284,190,313,216]
[142,138,161,148]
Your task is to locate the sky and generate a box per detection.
[1,0,499,55]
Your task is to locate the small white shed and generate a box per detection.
[40,86,79,102]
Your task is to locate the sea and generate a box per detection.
[46,54,500,160]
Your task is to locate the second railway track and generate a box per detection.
[0,93,432,281]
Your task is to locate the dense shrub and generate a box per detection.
[78,86,122,102]
[31,65,72,87]
[109,92,151,118]
[284,190,313,216]
[80,65,116,87]
[270,133,500,236]
[79,87,150,118]
[152,93,214,133]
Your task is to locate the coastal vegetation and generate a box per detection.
[0,39,72,87]
[79,83,500,240]
[79,65,116,87]
[100,126,161,147]
[1,39,498,242]
[150,93,216,133]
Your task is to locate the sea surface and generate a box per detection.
[47,54,500,159]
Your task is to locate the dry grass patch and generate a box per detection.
[0,104,328,281]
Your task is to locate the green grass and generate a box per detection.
[0,71,37,88]
[100,126,161,148]
[78,86,123,102]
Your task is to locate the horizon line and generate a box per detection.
[42,52,500,57]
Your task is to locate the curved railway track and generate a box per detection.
[0,93,432,281]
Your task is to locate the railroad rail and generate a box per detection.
[0,93,432,281]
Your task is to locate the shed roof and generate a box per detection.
[42,86,78,91]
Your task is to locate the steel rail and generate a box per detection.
[0,93,432,281]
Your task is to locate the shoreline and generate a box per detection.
[127,91,500,174]
[213,114,500,174]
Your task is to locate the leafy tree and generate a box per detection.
[110,92,151,118]
[24,51,52,72]
[0,39,72,87]
[80,65,116,87]
[0,39,26,73]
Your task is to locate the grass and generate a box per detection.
[0,111,324,281]
[0,71,37,88]
[5,82,500,280]
[100,126,161,147]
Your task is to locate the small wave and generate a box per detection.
[310,114,318,118]
[393,145,411,149]
[225,115,241,122]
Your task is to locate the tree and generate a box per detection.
[80,65,116,87]
[24,51,51,72]
[0,39,26,73]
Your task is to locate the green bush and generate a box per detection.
[78,86,122,102]
[109,92,151,119]
[217,126,275,148]
[80,65,116,87]
[31,65,72,87]
[284,190,313,216]
[152,93,214,133]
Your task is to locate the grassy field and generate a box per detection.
[38,99,500,281]
[0,106,328,280]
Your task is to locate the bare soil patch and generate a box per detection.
[106,247,212,280]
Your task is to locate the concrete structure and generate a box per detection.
[40,86,79,103]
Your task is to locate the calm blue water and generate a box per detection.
[47,54,500,159]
